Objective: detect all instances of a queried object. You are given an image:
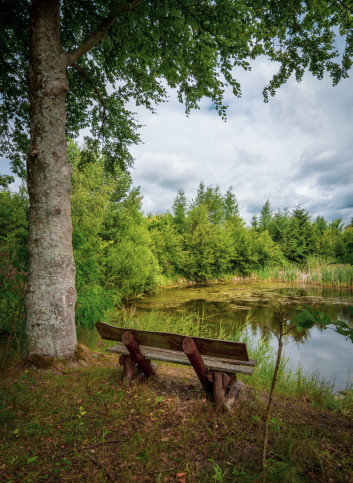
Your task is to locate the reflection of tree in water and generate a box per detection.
[269,285,350,300]
[248,301,353,344]
[180,299,313,343]
[251,309,312,344]
[178,298,353,343]
[135,285,353,345]
[182,299,248,327]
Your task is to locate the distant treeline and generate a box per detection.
[1,142,352,333]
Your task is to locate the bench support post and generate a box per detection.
[182,336,213,395]
[122,330,156,379]
[213,372,226,407]
[119,355,136,384]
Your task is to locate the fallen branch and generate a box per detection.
[82,453,117,482]
[148,464,182,475]
[57,438,123,457]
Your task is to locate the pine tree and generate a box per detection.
[224,187,239,221]
[172,188,188,233]
[259,201,272,232]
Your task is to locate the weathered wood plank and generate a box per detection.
[96,322,249,361]
[107,344,255,375]
[108,344,255,367]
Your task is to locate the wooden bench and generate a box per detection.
[95,321,256,407]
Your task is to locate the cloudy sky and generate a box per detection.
[1,57,352,225]
[129,57,353,225]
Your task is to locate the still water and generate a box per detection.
[131,282,353,391]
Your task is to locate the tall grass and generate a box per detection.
[251,259,353,288]
[105,306,217,338]
[142,259,353,288]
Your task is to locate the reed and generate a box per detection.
[251,260,353,288]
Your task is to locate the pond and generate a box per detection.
[130,281,353,392]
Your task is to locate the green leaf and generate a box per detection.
[27,456,38,464]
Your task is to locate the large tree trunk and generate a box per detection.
[26,0,77,359]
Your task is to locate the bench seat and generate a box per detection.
[107,343,256,375]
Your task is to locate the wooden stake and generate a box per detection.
[122,331,155,377]
[182,336,212,394]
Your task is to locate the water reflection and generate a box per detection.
[132,282,353,390]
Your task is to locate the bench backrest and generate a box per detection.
[96,321,249,361]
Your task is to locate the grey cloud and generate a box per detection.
[334,189,353,210]
[132,152,200,204]
[244,200,265,215]
[295,144,353,193]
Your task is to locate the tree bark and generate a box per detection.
[26,0,77,359]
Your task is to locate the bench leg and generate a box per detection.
[119,355,136,385]
[122,331,156,378]
[211,372,239,409]
[131,360,157,387]
[213,372,226,407]
[182,336,213,395]
[119,355,157,387]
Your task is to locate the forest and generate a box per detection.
[1,140,352,341]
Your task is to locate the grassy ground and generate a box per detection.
[1,343,353,483]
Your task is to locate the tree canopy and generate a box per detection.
[2,0,353,176]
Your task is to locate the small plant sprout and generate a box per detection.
[77,406,86,430]
[209,459,230,482]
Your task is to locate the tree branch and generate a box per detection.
[0,57,27,85]
[58,438,124,457]
[72,64,106,109]
[82,454,117,482]
[293,15,313,46]
[263,326,280,341]
[72,63,107,137]
[67,0,142,66]
[175,0,214,37]
[337,0,353,15]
